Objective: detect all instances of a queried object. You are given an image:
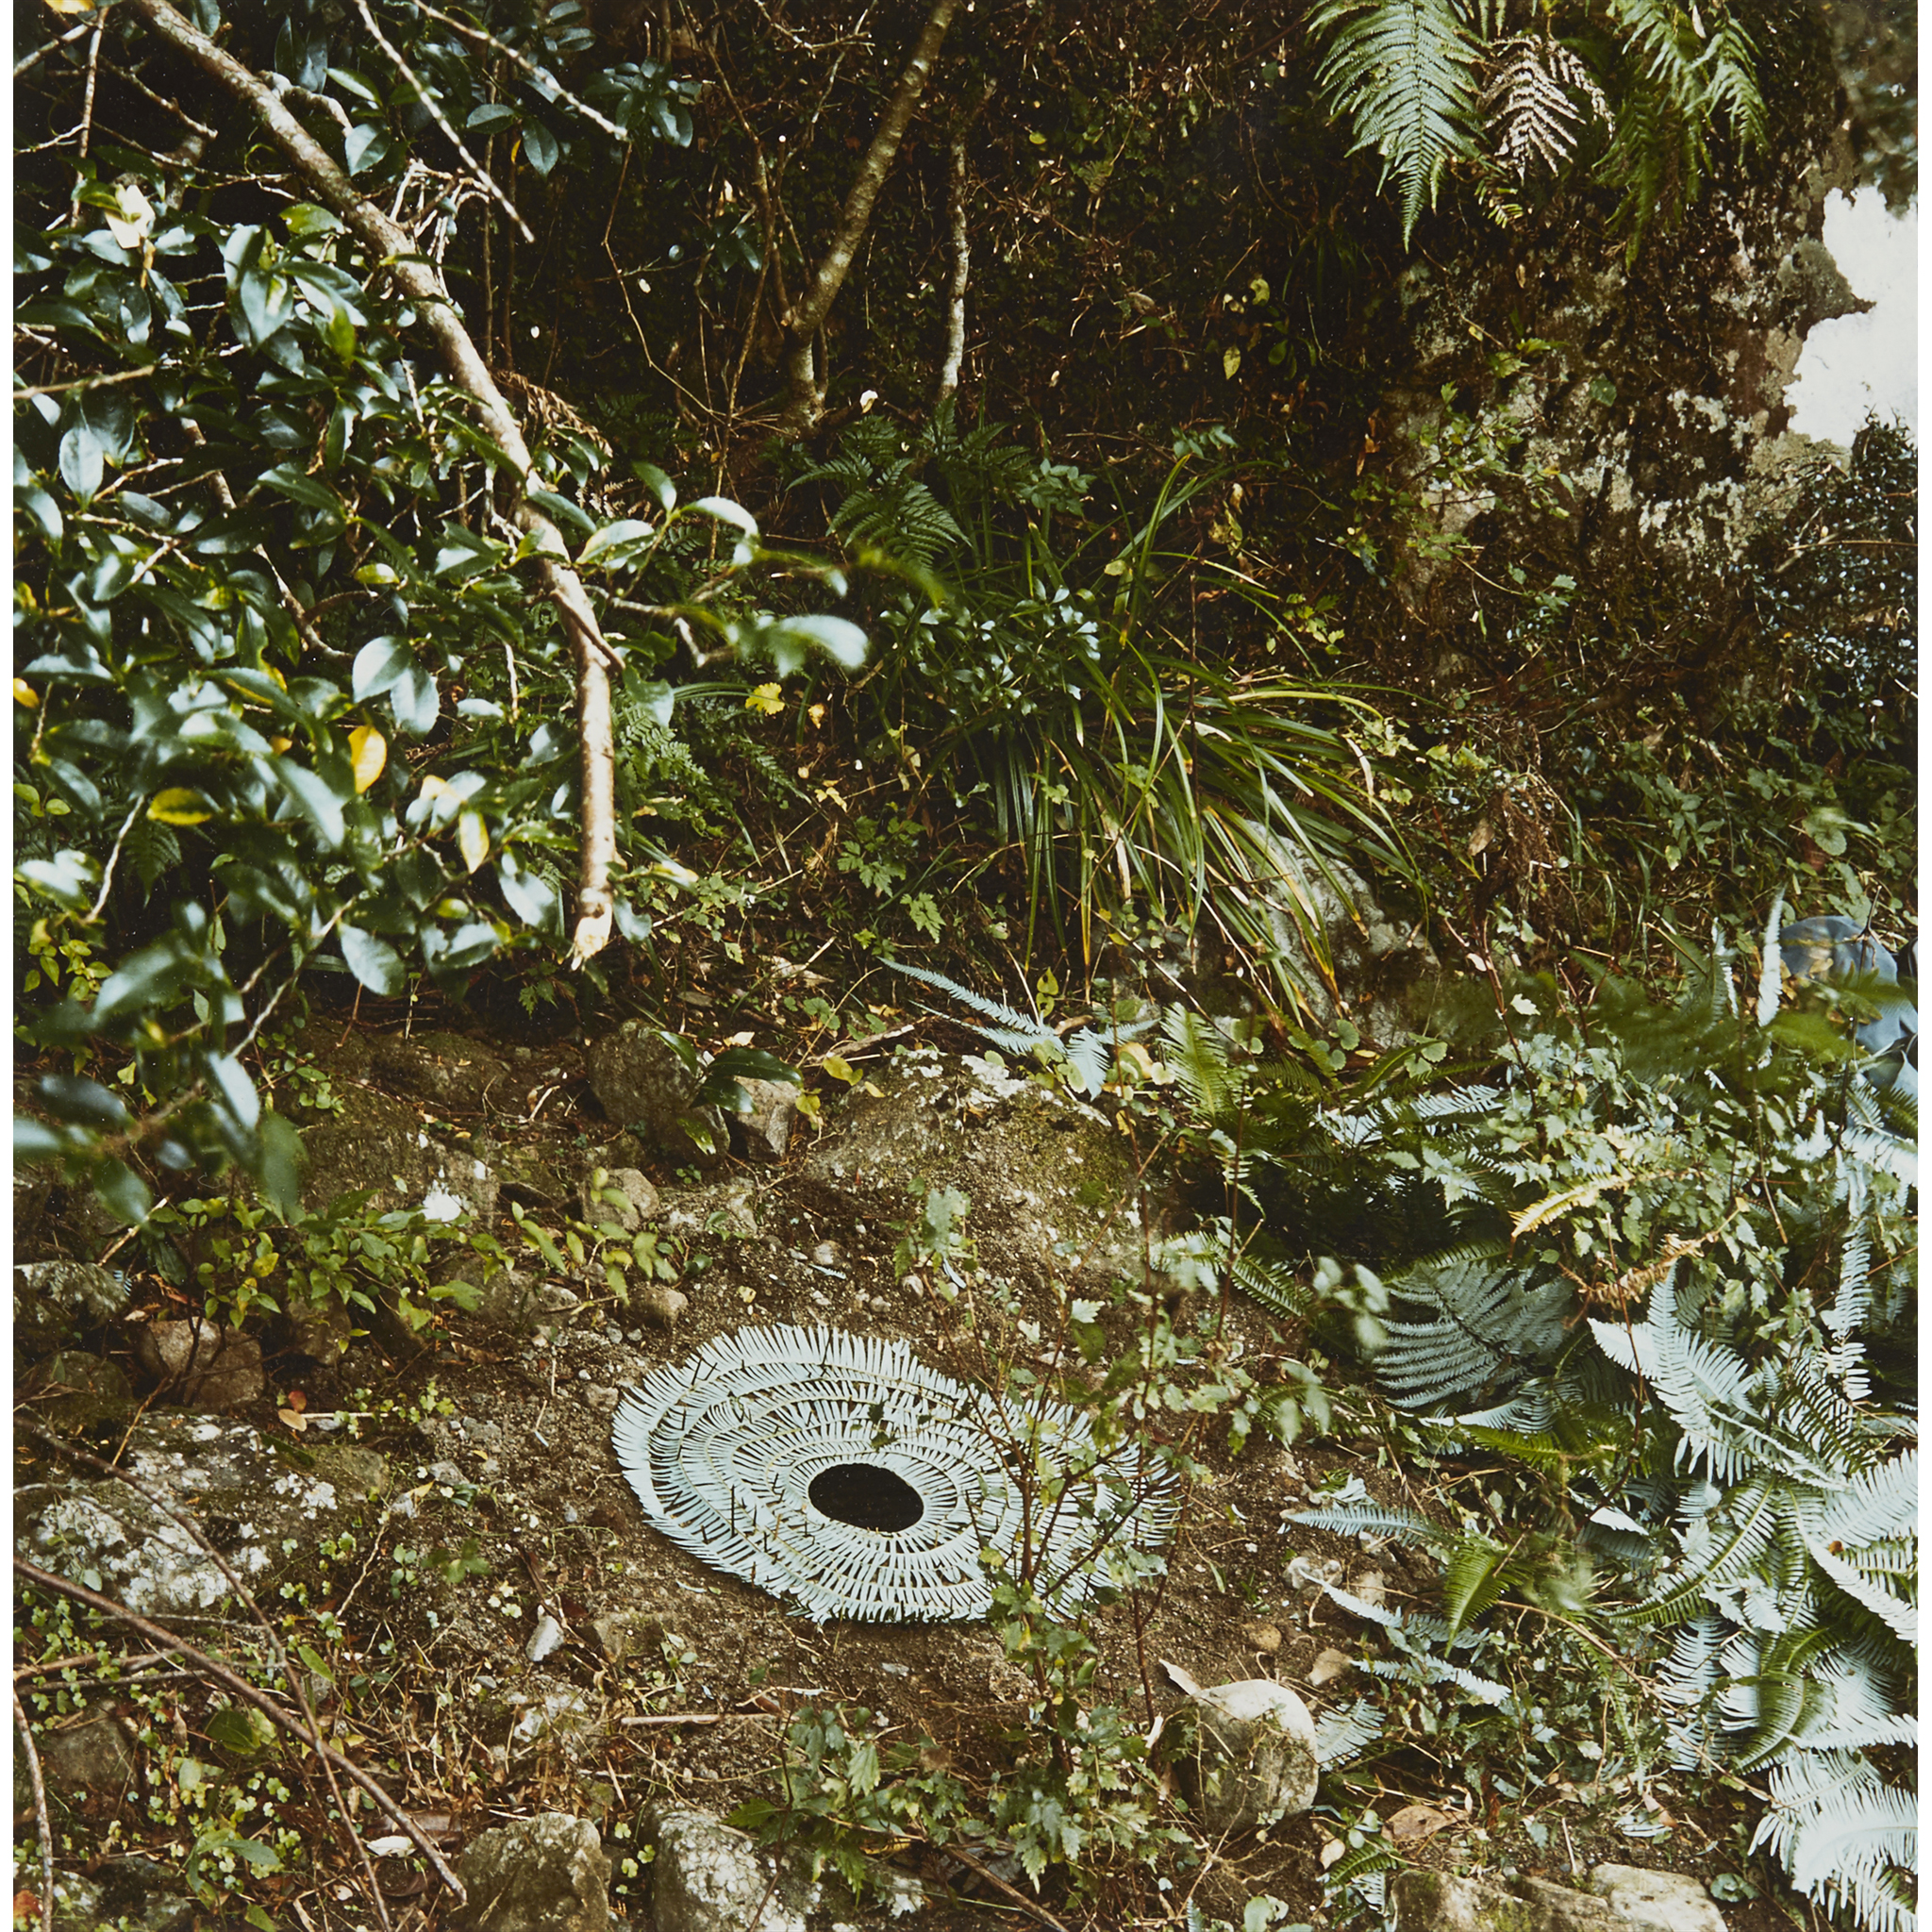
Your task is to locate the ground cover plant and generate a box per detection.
[11,0,1916,1929]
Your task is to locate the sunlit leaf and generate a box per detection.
[149,788,214,825]
[347,724,387,793]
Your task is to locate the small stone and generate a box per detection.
[535,1283,580,1315]
[20,1349,135,1433]
[585,1023,727,1169]
[470,1268,540,1331]
[1240,1621,1283,1656]
[526,1613,567,1663]
[732,1079,802,1162]
[1349,1567,1387,1609]
[41,1708,136,1793]
[578,1167,661,1232]
[638,1286,689,1329]
[14,1260,127,1350]
[811,1241,843,1268]
[590,1612,663,1663]
[451,1811,611,1932]
[283,1296,355,1366]
[583,1385,621,1414]
[1307,1647,1353,1688]
[1167,1678,1320,1835]
[134,1320,264,1409]
[1287,1554,1343,1597]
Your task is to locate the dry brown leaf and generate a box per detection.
[1387,1801,1457,1843]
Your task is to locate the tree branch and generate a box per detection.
[13,1557,468,1908]
[777,0,959,432]
[121,0,621,961]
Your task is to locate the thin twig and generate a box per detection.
[85,797,147,923]
[14,1557,467,1909]
[411,0,631,142]
[102,55,218,138]
[14,364,161,399]
[352,0,534,242]
[11,1687,56,1932]
[15,13,101,81]
[77,8,108,161]
[17,1424,395,1932]
[939,1841,1076,1932]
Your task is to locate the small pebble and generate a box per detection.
[1349,1568,1387,1610]
[639,1285,689,1329]
[525,1613,566,1663]
[1308,1647,1353,1688]
[1241,1621,1283,1656]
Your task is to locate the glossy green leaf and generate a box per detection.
[340,924,406,994]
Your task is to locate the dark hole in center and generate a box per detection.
[808,1462,924,1533]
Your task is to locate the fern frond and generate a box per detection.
[1440,1530,1516,1635]
[1288,1499,1453,1550]
[1481,35,1609,179]
[1627,1476,1778,1626]
[1754,1750,1918,1932]
[1807,1453,1916,1545]
[1314,1696,1386,1767]
[1378,1245,1567,1408]
[1158,1007,1245,1122]
[1311,0,1481,242]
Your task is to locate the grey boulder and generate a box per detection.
[1167,1677,1320,1835]
[452,1812,611,1932]
[649,1807,808,1932]
[585,1023,726,1167]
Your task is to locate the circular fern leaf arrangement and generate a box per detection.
[611,1324,1177,1623]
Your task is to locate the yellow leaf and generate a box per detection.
[1223,345,1241,379]
[457,808,490,874]
[40,0,97,13]
[348,724,387,793]
[11,679,37,708]
[745,682,784,717]
[822,1055,858,1085]
[149,788,213,825]
[419,774,450,801]
[270,736,293,755]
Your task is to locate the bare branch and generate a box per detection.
[123,0,621,960]
[935,133,970,403]
[15,13,101,81]
[14,1557,468,1908]
[12,1688,54,1932]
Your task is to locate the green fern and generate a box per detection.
[1311,0,1481,242]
